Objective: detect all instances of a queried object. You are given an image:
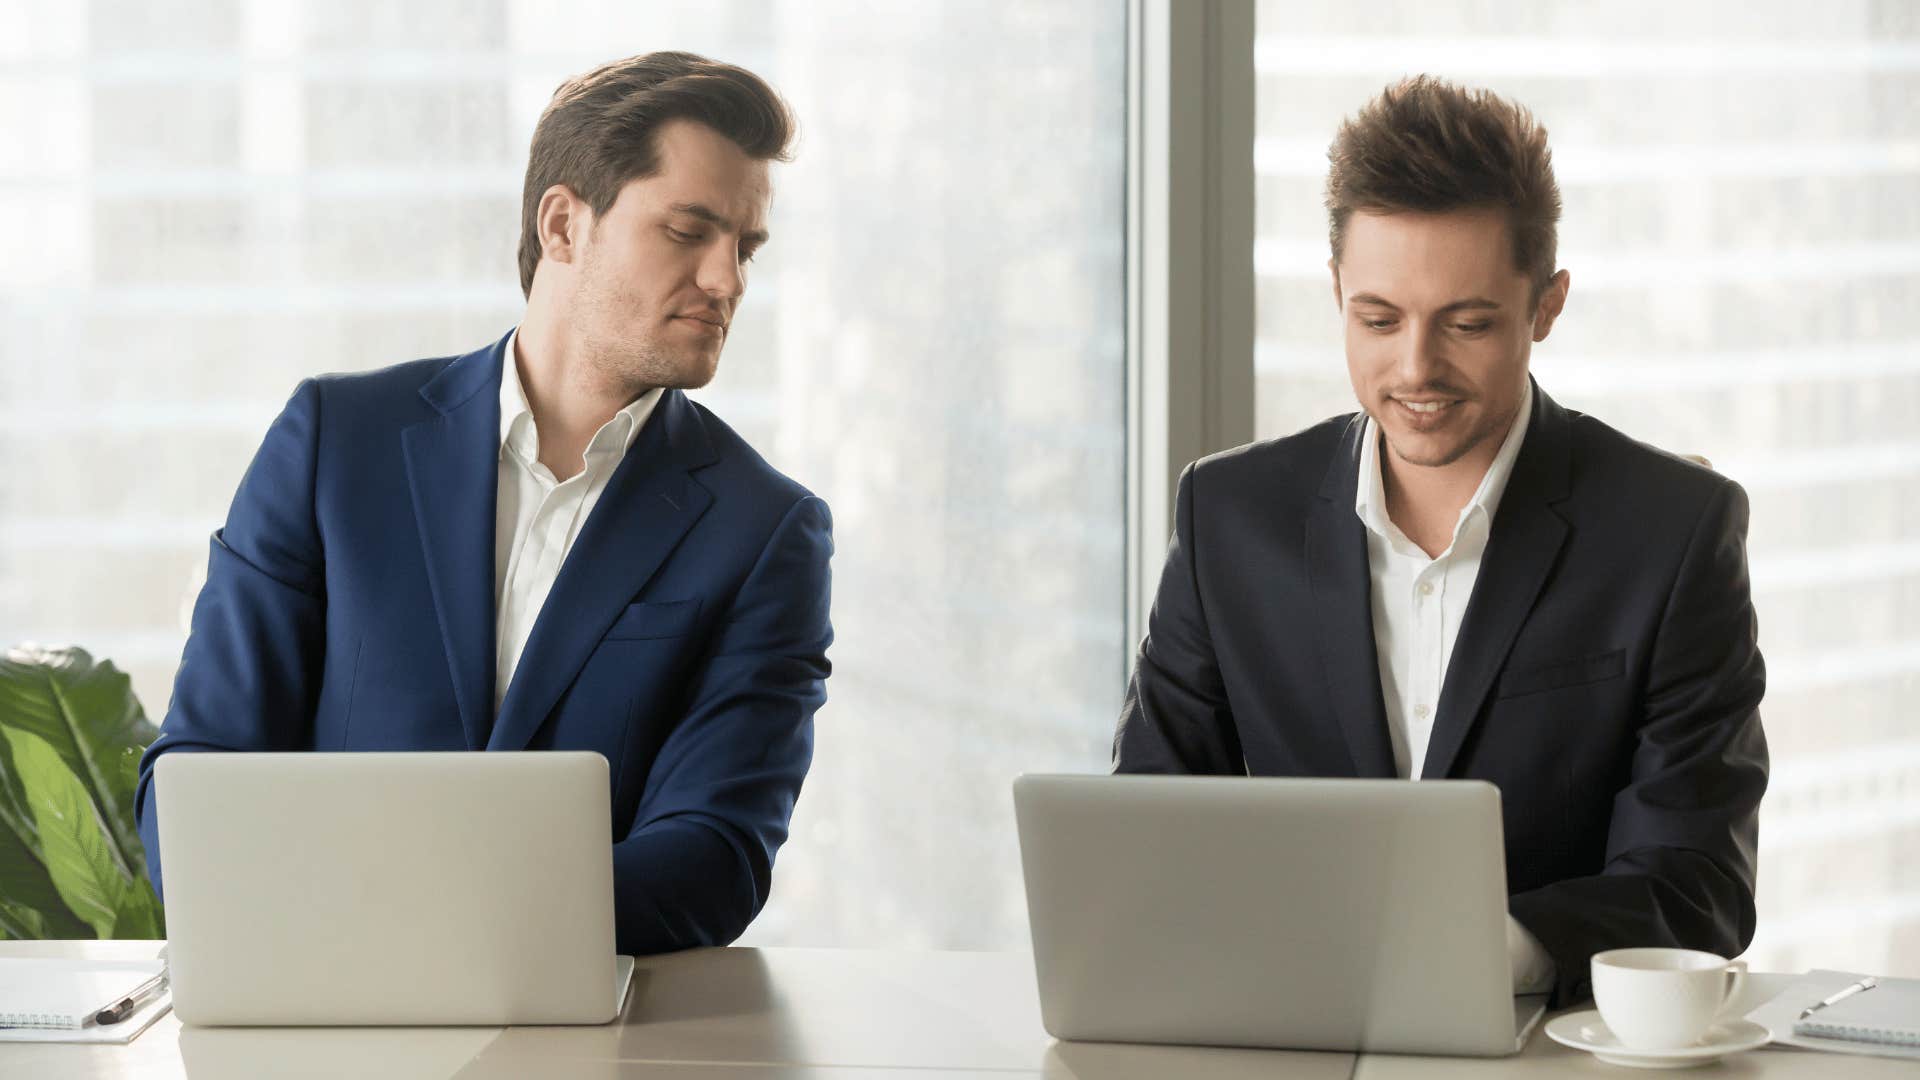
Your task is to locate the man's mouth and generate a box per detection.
[676,314,727,333]
[1387,395,1466,425]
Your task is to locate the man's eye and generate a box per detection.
[740,248,758,264]
[1362,318,1396,331]
[667,228,701,243]
[1454,322,1492,334]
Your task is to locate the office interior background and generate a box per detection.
[1,0,1913,977]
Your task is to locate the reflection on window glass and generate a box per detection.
[0,0,1127,950]
[1255,1,1920,973]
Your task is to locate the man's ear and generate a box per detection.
[1532,269,1571,342]
[536,184,588,268]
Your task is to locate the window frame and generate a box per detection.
[1124,0,1259,657]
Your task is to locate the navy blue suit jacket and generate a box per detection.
[134,332,833,954]
[1114,384,1767,1005]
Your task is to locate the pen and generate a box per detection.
[1797,976,1878,1021]
[93,972,168,1026]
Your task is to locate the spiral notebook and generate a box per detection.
[0,959,166,1030]
[1747,969,1920,1062]
[1793,978,1920,1047]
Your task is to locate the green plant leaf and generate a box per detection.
[0,686,96,939]
[0,646,158,885]
[111,876,164,940]
[0,793,90,940]
[0,898,48,941]
[0,722,44,858]
[2,727,131,938]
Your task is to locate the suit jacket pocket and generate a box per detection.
[604,598,702,641]
[1496,648,1625,699]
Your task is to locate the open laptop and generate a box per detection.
[1012,774,1547,1056]
[155,751,633,1026]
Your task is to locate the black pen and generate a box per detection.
[93,973,168,1026]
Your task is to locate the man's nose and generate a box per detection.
[698,243,746,302]
[1394,322,1444,386]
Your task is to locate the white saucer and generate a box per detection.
[1544,1011,1771,1069]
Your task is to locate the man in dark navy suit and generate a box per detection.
[136,52,831,955]
[1114,76,1766,1006]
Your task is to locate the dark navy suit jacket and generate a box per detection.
[1114,384,1767,1005]
[134,332,833,955]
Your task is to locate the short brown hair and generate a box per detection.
[1325,75,1561,300]
[517,51,795,296]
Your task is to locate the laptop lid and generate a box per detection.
[156,751,619,1026]
[1013,774,1538,1056]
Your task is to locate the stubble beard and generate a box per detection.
[571,281,721,401]
[582,331,717,400]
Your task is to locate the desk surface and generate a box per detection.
[1,940,1910,1079]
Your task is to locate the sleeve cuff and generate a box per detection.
[1508,913,1558,994]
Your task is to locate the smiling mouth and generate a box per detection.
[676,315,727,332]
[1388,397,1469,427]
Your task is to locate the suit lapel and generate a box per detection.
[1421,384,1572,780]
[487,389,719,752]
[400,334,508,752]
[1307,415,1397,779]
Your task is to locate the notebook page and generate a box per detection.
[1795,976,1920,1045]
[1747,970,1920,1062]
[0,959,165,1030]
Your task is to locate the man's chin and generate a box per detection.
[1380,428,1479,470]
[665,351,722,391]
[612,347,721,393]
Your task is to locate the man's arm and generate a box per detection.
[133,380,330,899]
[1113,463,1242,774]
[611,494,832,954]
[1510,479,1768,1006]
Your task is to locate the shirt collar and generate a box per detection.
[499,327,534,455]
[1354,380,1535,553]
[498,326,662,465]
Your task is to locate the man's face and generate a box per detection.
[1333,208,1567,474]
[568,118,772,395]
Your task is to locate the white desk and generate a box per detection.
[1,941,1909,1079]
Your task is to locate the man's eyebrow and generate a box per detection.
[1346,292,1502,314]
[669,202,770,246]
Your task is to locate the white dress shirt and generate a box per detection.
[1353,383,1555,993]
[1354,383,1531,783]
[494,329,663,711]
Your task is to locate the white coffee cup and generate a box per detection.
[1591,948,1747,1049]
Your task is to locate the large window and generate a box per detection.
[1,0,1128,950]
[1254,2,1920,973]
[20,0,1898,974]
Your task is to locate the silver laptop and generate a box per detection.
[1012,774,1548,1056]
[156,751,633,1026]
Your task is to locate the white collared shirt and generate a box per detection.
[494,328,663,711]
[1354,383,1555,993]
[1354,382,1531,782]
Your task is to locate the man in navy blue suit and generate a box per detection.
[135,52,831,955]
[1115,77,1767,1006]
